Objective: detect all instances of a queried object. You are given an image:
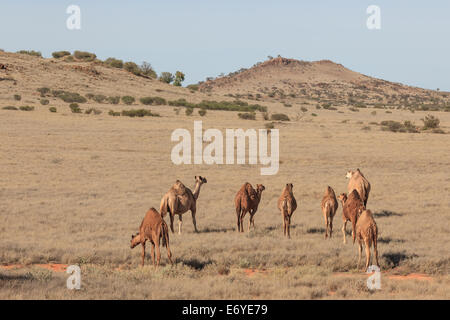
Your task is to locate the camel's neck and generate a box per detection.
[193,182,202,200]
[256,190,263,203]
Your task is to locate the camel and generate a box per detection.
[234,183,265,232]
[277,183,297,238]
[130,207,173,267]
[160,176,207,234]
[321,186,339,239]
[346,169,371,207]
[356,209,379,270]
[338,190,365,244]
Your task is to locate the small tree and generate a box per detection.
[140,62,157,78]
[159,72,174,84]
[173,71,185,86]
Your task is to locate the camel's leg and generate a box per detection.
[357,241,362,270]
[155,241,161,268]
[236,207,241,232]
[364,239,371,271]
[324,213,329,239]
[282,213,286,236]
[240,210,247,233]
[250,210,256,229]
[169,213,175,233]
[248,211,255,232]
[374,237,379,267]
[287,215,291,239]
[342,220,347,244]
[141,242,146,267]
[191,208,198,233]
[150,243,155,266]
[178,214,183,235]
[329,218,333,238]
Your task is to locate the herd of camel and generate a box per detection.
[130,169,379,271]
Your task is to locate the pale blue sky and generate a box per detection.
[1,0,449,90]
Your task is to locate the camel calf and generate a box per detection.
[338,190,365,244]
[130,208,173,267]
[277,183,297,238]
[356,209,379,270]
[321,186,338,239]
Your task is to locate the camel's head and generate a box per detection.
[286,183,293,192]
[345,170,354,179]
[130,233,140,249]
[338,193,347,204]
[195,176,207,184]
[256,184,265,193]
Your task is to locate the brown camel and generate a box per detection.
[130,207,173,267]
[356,209,379,270]
[321,186,339,239]
[338,190,365,244]
[160,176,207,234]
[277,183,297,238]
[234,183,265,232]
[346,169,371,207]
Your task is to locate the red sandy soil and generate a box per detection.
[0,264,68,272]
[243,268,269,277]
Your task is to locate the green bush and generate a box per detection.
[271,113,290,121]
[108,110,121,116]
[85,108,102,115]
[421,114,440,130]
[311,113,318,117]
[40,99,49,105]
[49,107,57,113]
[159,72,174,84]
[2,106,18,110]
[186,84,199,91]
[13,94,21,101]
[198,109,207,116]
[121,109,160,117]
[69,103,82,113]
[140,96,166,105]
[185,107,193,116]
[380,120,419,133]
[301,107,308,112]
[93,94,107,103]
[37,87,50,97]
[17,50,42,57]
[139,62,157,78]
[19,106,34,111]
[123,62,141,75]
[238,112,256,120]
[122,96,135,105]
[173,71,185,86]
[52,51,71,59]
[73,51,96,61]
[104,57,123,68]
[53,90,87,103]
[107,96,120,104]
[168,99,266,113]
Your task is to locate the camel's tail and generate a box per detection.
[324,202,332,219]
[161,221,170,248]
[281,199,293,217]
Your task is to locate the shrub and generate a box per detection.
[93,94,107,103]
[238,112,256,120]
[104,57,123,68]
[13,94,21,101]
[53,90,87,103]
[123,62,141,75]
[198,109,207,116]
[108,110,121,116]
[17,50,41,57]
[264,122,275,129]
[49,107,57,113]
[271,113,290,121]
[121,96,135,105]
[301,107,308,112]
[73,51,96,61]
[185,107,193,116]
[421,114,440,130]
[168,99,267,113]
[19,106,34,111]
[159,72,174,84]
[85,108,102,115]
[140,96,166,105]
[37,87,50,97]
[2,106,18,110]
[431,128,446,134]
[139,62,157,78]
[283,103,292,108]
[52,51,71,59]
[69,103,82,113]
[380,120,419,133]
[173,71,185,86]
[40,99,49,105]
[349,107,359,112]
[107,96,120,104]
[361,126,371,131]
[311,113,318,117]
[64,56,74,62]
[121,109,160,117]
[186,84,199,91]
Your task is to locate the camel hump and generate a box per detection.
[172,180,187,195]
